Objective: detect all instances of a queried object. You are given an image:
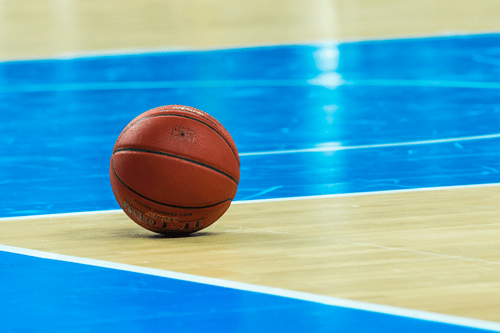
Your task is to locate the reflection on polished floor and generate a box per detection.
[1,0,500,332]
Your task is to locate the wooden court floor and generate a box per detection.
[1,0,500,328]
[1,0,500,60]
[1,185,500,321]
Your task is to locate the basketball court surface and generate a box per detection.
[1,0,500,331]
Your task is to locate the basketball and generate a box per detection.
[109,105,240,235]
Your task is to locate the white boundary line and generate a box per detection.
[7,80,500,93]
[1,31,499,63]
[239,133,500,156]
[0,209,122,222]
[2,182,500,221]
[1,184,500,329]
[347,79,500,90]
[2,78,500,93]
[0,243,498,331]
[1,31,499,330]
[232,182,500,205]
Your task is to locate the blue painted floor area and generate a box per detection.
[1,34,500,332]
[0,250,493,333]
[239,138,500,200]
[2,34,500,217]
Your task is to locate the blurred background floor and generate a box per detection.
[1,0,500,332]
[1,0,499,60]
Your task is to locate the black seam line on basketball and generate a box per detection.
[128,113,240,166]
[114,147,239,184]
[119,113,240,167]
[111,160,234,210]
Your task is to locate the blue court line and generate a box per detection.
[1,79,500,93]
[1,244,499,333]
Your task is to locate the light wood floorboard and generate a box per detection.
[2,185,499,321]
[1,0,499,60]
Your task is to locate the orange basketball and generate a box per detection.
[109,105,240,236]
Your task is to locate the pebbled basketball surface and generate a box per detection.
[110,105,240,235]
